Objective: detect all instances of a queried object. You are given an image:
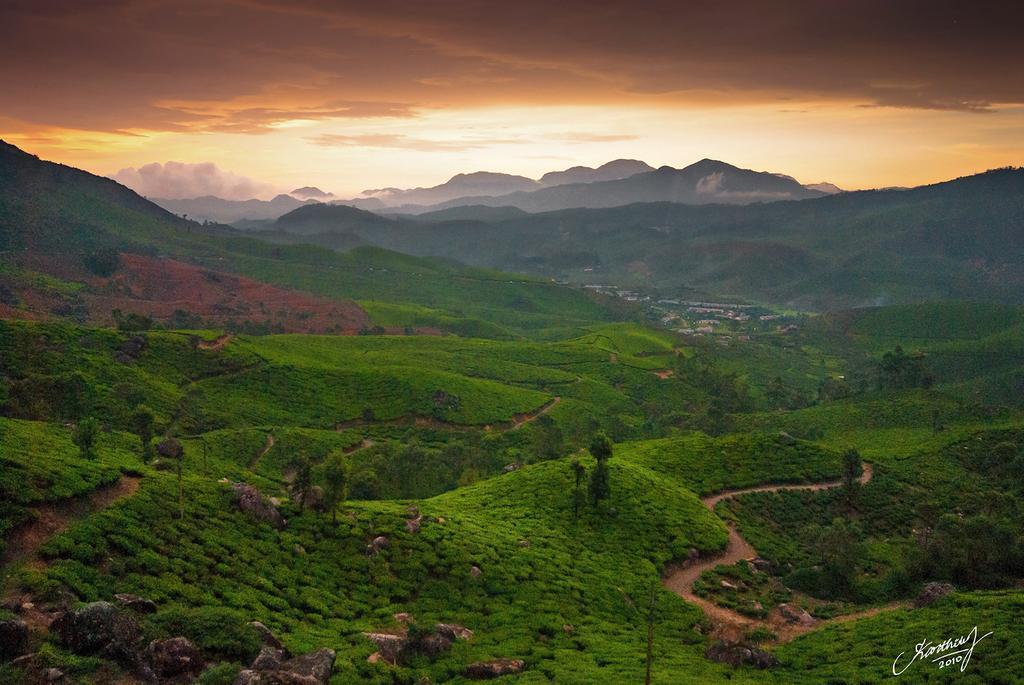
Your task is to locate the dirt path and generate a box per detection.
[197,333,234,350]
[248,433,275,469]
[508,396,561,430]
[662,464,897,642]
[2,476,142,568]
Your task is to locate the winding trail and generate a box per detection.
[248,433,275,469]
[197,333,234,350]
[2,476,142,568]
[662,464,904,642]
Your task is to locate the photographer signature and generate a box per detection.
[892,625,992,675]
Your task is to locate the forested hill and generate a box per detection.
[270,166,1024,310]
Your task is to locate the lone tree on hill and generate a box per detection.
[588,433,612,507]
[572,458,587,521]
[157,436,185,519]
[132,405,155,462]
[73,417,99,460]
[322,453,347,524]
[841,448,862,505]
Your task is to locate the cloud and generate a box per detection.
[553,132,639,143]
[308,133,523,151]
[111,161,277,200]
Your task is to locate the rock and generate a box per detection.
[393,612,412,624]
[406,506,420,517]
[367,536,389,555]
[770,603,816,627]
[232,483,287,530]
[363,633,407,665]
[148,637,204,678]
[44,667,65,682]
[250,645,285,671]
[236,648,335,685]
[405,516,422,534]
[720,580,739,591]
[116,335,147,363]
[517,539,530,548]
[562,624,574,635]
[464,658,526,679]
[248,621,285,650]
[777,431,796,445]
[435,623,473,641]
[156,437,183,460]
[914,582,955,608]
[51,602,141,661]
[470,565,482,578]
[0,618,29,660]
[705,641,778,669]
[292,544,306,556]
[114,593,157,614]
[752,601,764,611]
[749,557,773,573]
[502,463,520,473]
[687,548,700,562]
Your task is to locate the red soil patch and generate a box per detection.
[5,252,369,333]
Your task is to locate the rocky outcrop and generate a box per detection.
[114,593,157,614]
[914,582,955,607]
[705,641,778,669]
[231,483,287,529]
[248,621,285,651]
[464,658,526,679]
[235,648,335,685]
[0,618,29,660]
[51,602,141,661]
[364,622,473,666]
[770,603,816,627]
[147,637,204,678]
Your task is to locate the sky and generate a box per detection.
[1,0,1023,199]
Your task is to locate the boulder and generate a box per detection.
[720,580,739,591]
[50,602,141,660]
[147,637,204,678]
[114,593,157,614]
[231,483,287,530]
[470,565,482,578]
[363,633,407,665]
[517,539,531,548]
[435,623,473,642]
[686,548,700,562]
[914,582,955,608]
[464,659,526,679]
[235,648,335,685]
[250,645,286,671]
[392,612,412,624]
[705,641,778,669]
[749,557,773,573]
[0,618,29,660]
[405,516,422,534]
[770,603,816,627]
[366,536,389,555]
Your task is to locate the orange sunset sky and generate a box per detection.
[2,0,1023,199]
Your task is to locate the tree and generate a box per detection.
[588,433,612,506]
[72,417,99,460]
[292,455,313,513]
[132,405,155,462]
[841,448,862,505]
[572,459,587,521]
[322,453,347,524]
[530,414,564,461]
[157,437,184,519]
[811,517,864,595]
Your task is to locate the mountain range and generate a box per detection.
[148,158,836,223]
[4,138,1022,312]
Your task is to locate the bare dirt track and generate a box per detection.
[662,464,905,642]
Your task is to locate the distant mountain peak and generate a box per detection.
[290,186,334,200]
